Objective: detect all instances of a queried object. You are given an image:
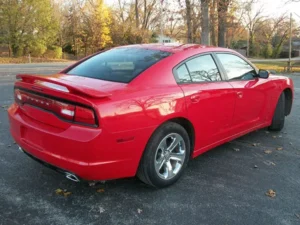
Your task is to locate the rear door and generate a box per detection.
[214,53,273,131]
[174,54,236,154]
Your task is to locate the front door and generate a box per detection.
[174,54,236,154]
[215,53,272,131]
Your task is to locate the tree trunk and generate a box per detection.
[12,44,19,57]
[185,0,192,43]
[135,0,139,28]
[84,37,87,57]
[201,0,210,45]
[8,43,11,57]
[218,0,230,47]
[249,30,254,57]
[210,0,217,46]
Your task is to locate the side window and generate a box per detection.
[176,64,192,83]
[185,55,221,82]
[217,53,257,80]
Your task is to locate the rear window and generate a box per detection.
[66,48,171,83]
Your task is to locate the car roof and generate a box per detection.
[116,43,235,54]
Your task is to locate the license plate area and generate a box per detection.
[21,126,44,151]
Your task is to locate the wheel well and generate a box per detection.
[169,117,195,157]
[284,88,293,116]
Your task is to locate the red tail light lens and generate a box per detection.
[74,106,96,125]
[14,89,97,127]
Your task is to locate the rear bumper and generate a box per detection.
[19,146,81,182]
[8,103,154,181]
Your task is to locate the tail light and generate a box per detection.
[14,89,97,127]
[74,106,95,125]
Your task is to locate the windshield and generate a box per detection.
[66,48,171,83]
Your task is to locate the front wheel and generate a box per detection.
[137,122,190,188]
[269,92,285,131]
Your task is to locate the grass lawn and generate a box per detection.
[253,61,300,73]
[0,57,72,64]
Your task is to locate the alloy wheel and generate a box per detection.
[154,133,186,180]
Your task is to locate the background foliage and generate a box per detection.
[0,0,299,59]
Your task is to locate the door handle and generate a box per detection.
[190,94,200,103]
[237,91,243,98]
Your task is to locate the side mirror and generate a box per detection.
[258,69,270,79]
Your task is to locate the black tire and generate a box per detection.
[137,122,190,188]
[269,92,285,131]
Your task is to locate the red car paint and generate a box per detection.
[8,44,294,181]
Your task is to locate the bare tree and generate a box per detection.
[210,0,218,46]
[242,1,266,56]
[201,0,210,45]
[218,0,231,47]
[164,9,185,40]
[141,0,157,30]
[135,0,139,28]
[185,0,193,43]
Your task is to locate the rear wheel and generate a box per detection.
[269,92,285,131]
[137,122,190,188]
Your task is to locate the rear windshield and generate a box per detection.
[66,48,171,83]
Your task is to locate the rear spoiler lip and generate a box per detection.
[16,74,112,99]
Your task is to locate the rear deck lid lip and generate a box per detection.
[16,74,112,99]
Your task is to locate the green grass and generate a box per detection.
[253,61,300,73]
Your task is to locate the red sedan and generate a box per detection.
[8,44,294,187]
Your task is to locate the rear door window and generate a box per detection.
[184,54,222,82]
[67,48,171,83]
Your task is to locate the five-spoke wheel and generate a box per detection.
[137,122,190,188]
[154,133,186,180]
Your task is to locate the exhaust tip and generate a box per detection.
[65,172,80,182]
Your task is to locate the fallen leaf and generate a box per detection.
[254,165,258,168]
[252,143,260,147]
[276,147,283,151]
[99,207,105,213]
[266,189,276,198]
[289,142,293,145]
[63,192,72,197]
[272,136,277,139]
[55,188,72,197]
[264,150,272,154]
[137,208,143,214]
[96,188,105,193]
[55,189,63,195]
[295,213,300,219]
[233,148,240,152]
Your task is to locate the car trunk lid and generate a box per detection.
[14,74,125,128]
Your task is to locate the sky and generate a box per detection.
[104,0,300,21]
[254,0,300,20]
